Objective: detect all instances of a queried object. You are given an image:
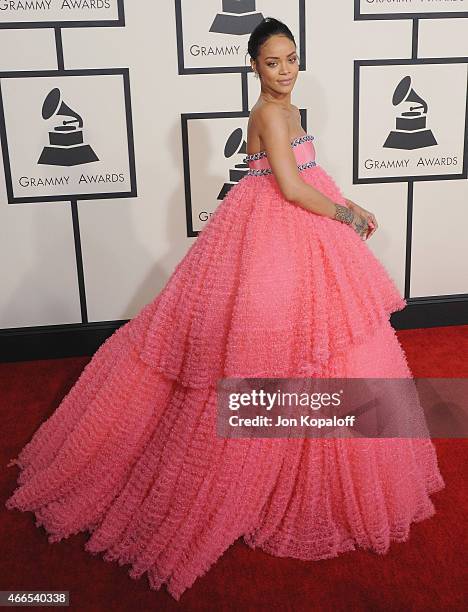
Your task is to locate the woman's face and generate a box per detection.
[252,34,299,93]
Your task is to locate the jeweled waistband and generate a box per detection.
[243,134,315,163]
[246,159,318,176]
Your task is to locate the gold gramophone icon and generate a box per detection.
[37,87,99,166]
[383,76,437,150]
[216,127,249,200]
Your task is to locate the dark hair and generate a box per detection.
[247,17,296,61]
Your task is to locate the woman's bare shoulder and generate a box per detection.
[251,102,287,128]
[247,103,287,145]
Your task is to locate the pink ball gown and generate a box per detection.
[5,132,445,601]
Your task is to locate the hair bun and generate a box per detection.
[247,17,296,61]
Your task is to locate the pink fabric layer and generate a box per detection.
[249,136,316,170]
[5,137,445,601]
[122,148,408,386]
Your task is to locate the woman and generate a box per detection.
[6,17,445,602]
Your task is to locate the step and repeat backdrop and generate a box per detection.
[0,0,466,330]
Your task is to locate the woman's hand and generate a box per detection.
[345,198,378,239]
[333,203,368,240]
[350,210,369,240]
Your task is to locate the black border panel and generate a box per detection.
[1,297,466,363]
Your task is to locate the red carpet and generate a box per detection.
[1,325,467,611]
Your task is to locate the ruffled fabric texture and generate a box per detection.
[125,164,408,385]
[5,163,445,601]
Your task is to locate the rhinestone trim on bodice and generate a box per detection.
[243,133,316,175]
[246,159,317,176]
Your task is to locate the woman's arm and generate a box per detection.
[256,105,369,237]
[256,104,337,217]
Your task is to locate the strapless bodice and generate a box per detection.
[243,133,317,176]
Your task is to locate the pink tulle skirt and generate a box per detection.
[5,164,445,600]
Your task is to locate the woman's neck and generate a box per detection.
[259,92,292,110]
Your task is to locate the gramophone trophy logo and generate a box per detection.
[354,61,467,183]
[216,127,250,200]
[181,114,256,235]
[176,0,304,73]
[38,88,99,167]
[0,70,136,203]
[209,0,264,35]
[383,76,437,151]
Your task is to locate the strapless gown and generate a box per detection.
[5,133,445,601]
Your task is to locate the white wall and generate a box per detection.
[0,1,466,329]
